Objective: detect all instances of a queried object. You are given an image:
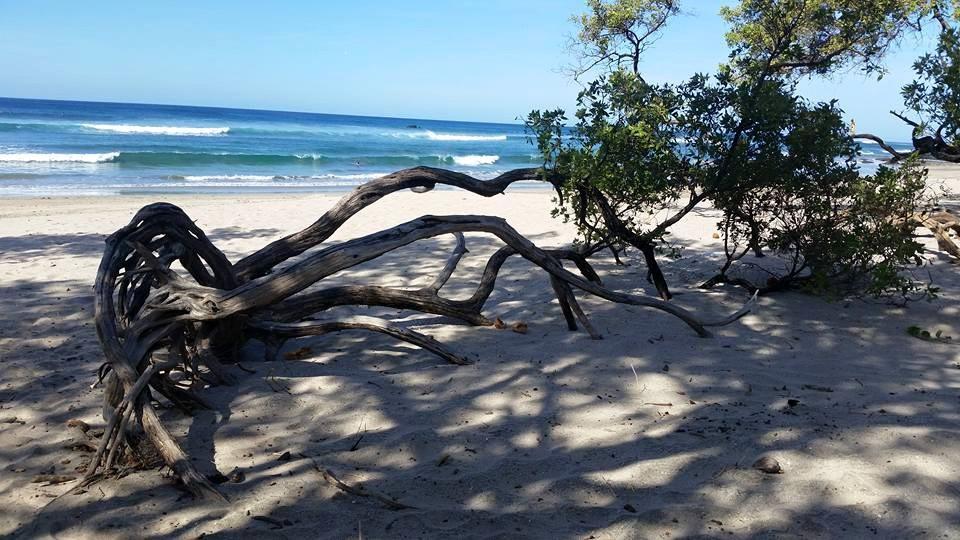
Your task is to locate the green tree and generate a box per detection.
[529,0,931,299]
[854,1,960,161]
[570,0,679,79]
[901,1,960,159]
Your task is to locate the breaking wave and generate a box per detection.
[450,154,499,166]
[421,130,508,142]
[0,152,121,163]
[81,124,230,136]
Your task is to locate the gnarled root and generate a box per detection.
[90,167,753,500]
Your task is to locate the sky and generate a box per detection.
[0,1,939,139]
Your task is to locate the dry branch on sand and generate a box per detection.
[86,166,755,500]
[914,209,960,261]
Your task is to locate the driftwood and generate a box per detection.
[853,111,960,163]
[914,209,960,260]
[89,166,754,500]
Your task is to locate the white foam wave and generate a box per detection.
[423,130,507,142]
[0,152,120,163]
[320,173,388,181]
[178,172,387,183]
[181,174,278,182]
[81,124,230,136]
[451,155,499,166]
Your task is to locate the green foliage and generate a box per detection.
[572,0,679,77]
[529,0,933,298]
[529,71,689,247]
[764,161,928,296]
[722,0,927,76]
[901,3,960,146]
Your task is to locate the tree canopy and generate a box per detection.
[529,0,938,298]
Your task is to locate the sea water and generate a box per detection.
[0,97,912,196]
[0,97,543,196]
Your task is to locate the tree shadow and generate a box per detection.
[3,221,960,538]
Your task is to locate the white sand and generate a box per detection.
[2,167,959,538]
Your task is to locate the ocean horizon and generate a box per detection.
[0,97,912,196]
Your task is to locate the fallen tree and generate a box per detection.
[853,3,960,163]
[86,166,754,500]
[854,111,960,162]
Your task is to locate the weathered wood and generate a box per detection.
[233,167,553,280]
[913,211,960,260]
[248,316,472,366]
[853,133,912,161]
[89,167,753,500]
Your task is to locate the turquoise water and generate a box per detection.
[0,97,911,196]
[0,97,543,196]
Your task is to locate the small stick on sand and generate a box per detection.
[301,453,415,510]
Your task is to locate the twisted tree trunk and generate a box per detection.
[87,166,754,500]
[854,112,960,163]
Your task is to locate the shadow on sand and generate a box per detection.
[2,224,959,539]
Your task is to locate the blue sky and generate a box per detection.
[0,1,937,138]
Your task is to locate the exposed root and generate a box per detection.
[89,167,752,500]
[248,316,473,366]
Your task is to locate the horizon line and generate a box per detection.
[0,95,527,128]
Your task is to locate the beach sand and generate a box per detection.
[2,165,960,538]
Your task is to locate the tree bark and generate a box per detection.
[87,167,754,499]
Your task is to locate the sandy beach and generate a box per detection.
[2,164,960,538]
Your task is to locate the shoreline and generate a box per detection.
[0,180,554,199]
[1,159,955,200]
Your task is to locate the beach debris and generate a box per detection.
[623,503,638,513]
[265,372,291,394]
[32,474,76,486]
[283,346,313,360]
[493,317,507,329]
[316,465,415,511]
[209,467,246,484]
[349,420,366,451]
[276,451,292,462]
[801,384,833,393]
[752,456,783,474]
[511,322,528,334]
[712,232,720,239]
[63,440,97,453]
[907,325,954,344]
[436,454,451,467]
[0,416,26,425]
[252,515,289,529]
[66,418,90,432]
[787,398,800,407]
[227,467,246,483]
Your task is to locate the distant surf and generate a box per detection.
[81,124,230,136]
[451,155,499,166]
[420,130,508,142]
[174,172,388,183]
[0,152,120,163]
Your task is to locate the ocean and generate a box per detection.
[0,97,543,196]
[0,97,912,196]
